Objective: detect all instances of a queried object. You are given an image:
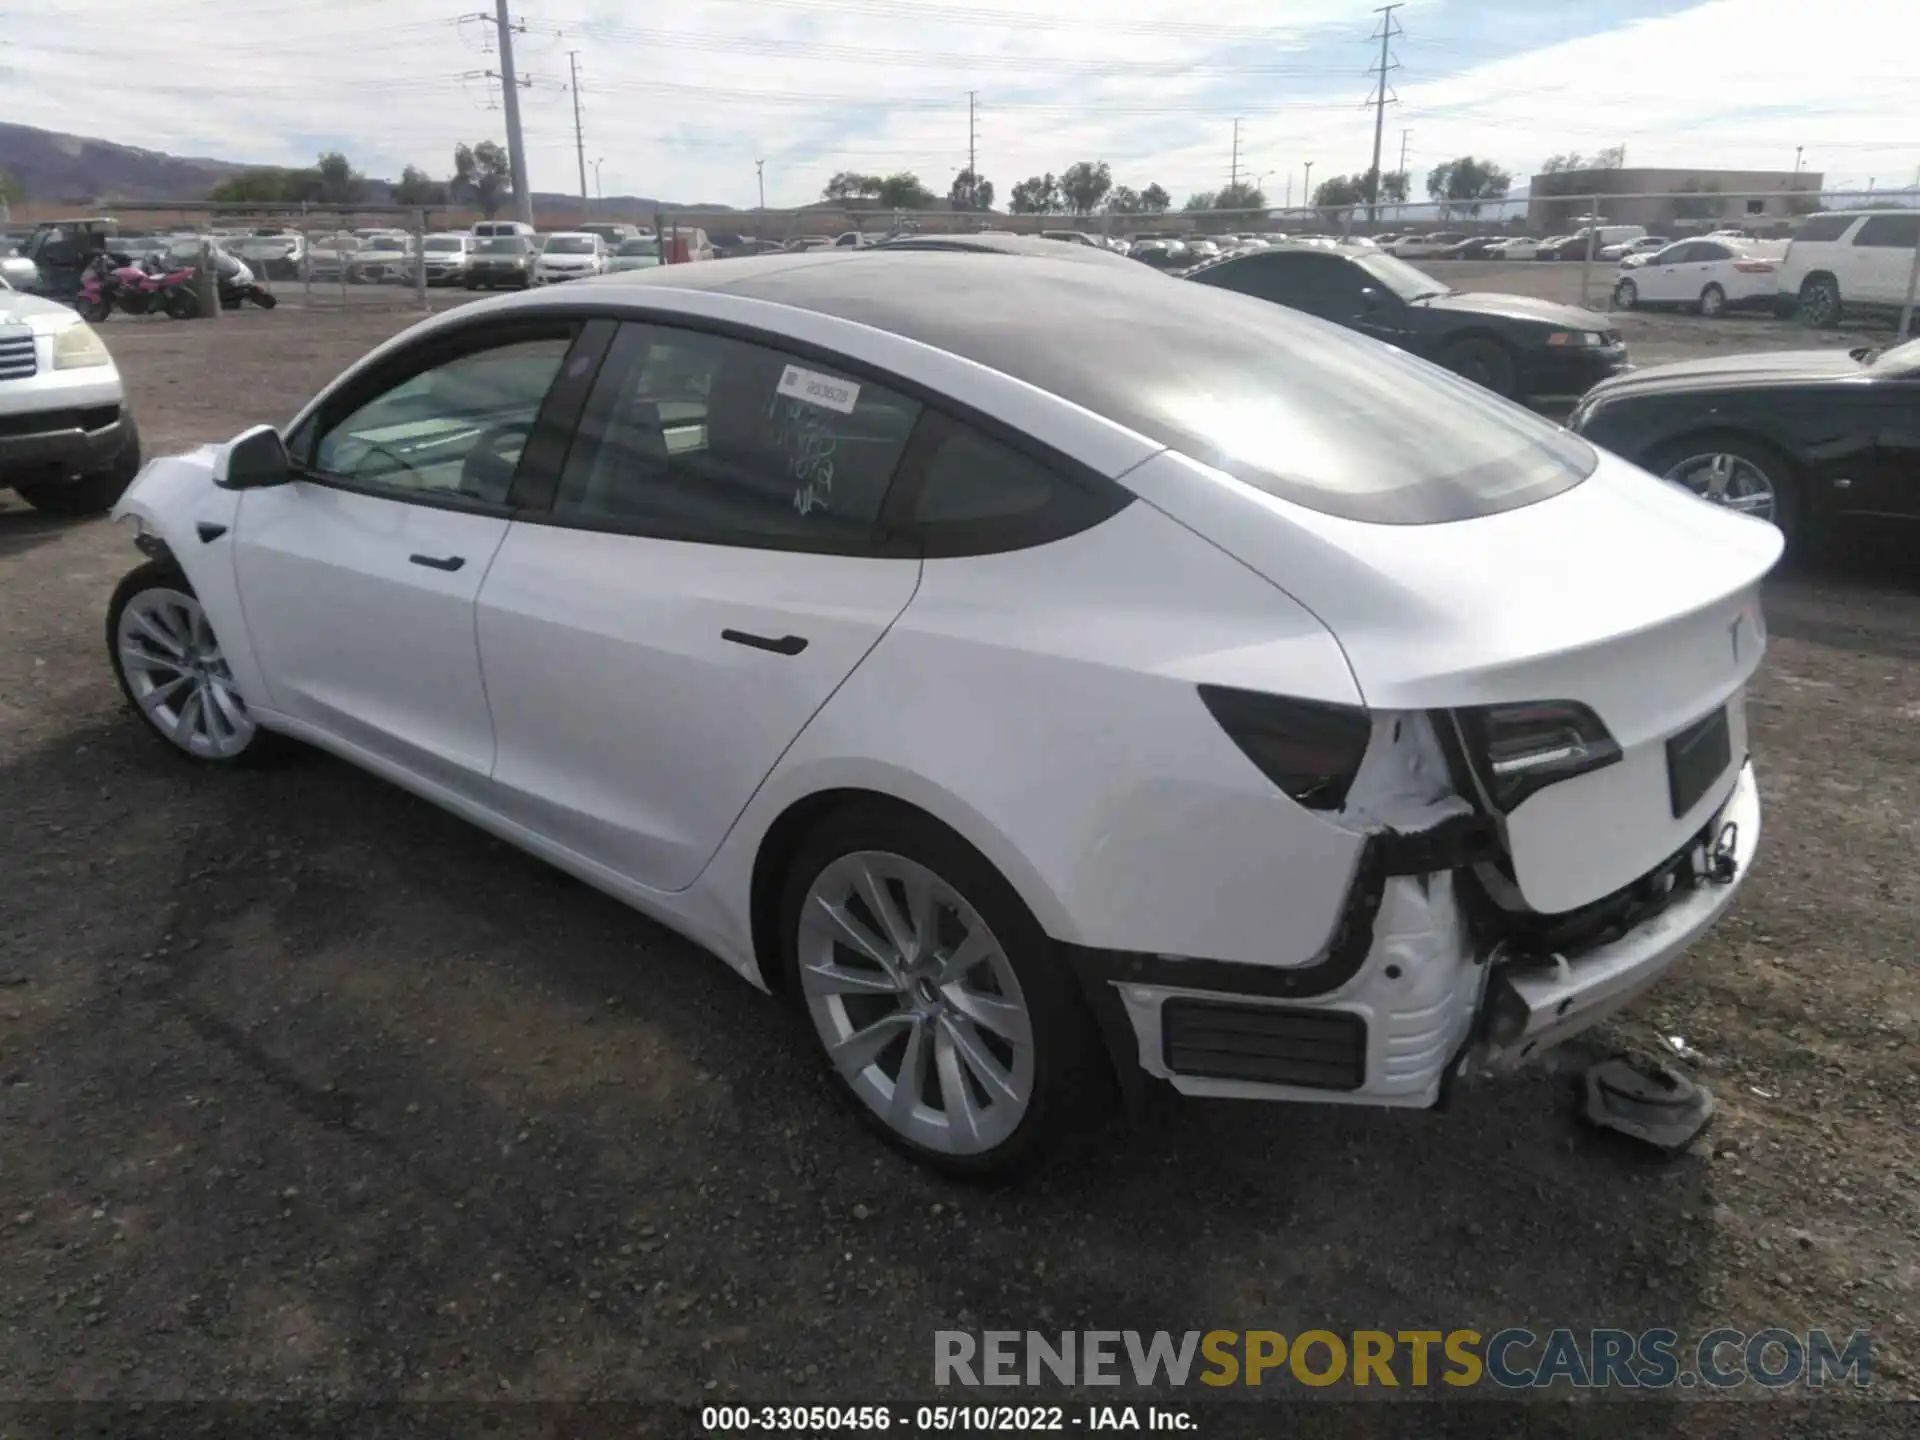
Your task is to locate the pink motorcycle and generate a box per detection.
[77,253,202,321]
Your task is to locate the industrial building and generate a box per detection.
[1528,167,1825,232]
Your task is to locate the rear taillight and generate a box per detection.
[1733,260,1776,273]
[1456,700,1621,811]
[1199,685,1371,810]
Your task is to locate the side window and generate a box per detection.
[552,322,922,551]
[1696,243,1733,262]
[896,411,1132,557]
[1793,215,1854,243]
[1855,214,1920,248]
[1664,243,1701,264]
[308,335,570,507]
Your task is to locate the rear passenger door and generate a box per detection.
[475,321,925,892]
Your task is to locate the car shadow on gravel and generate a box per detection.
[0,504,83,561]
[0,716,1723,1399]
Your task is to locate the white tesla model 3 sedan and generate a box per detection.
[106,252,1780,1174]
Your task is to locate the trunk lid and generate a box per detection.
[1125,450,1783,913]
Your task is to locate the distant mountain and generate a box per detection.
[0,122,734,214]
[0,122,247,203]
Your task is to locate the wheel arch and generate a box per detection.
[742,775,1076,996]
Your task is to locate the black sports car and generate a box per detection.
[1185,244,1629,406]
[1569,337,1920,553]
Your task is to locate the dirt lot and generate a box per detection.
[0,284,1916,1427]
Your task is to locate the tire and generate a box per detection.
[777,803,1107,1177]
[1698,283,1727,318]
[1646,431,1804,554]
[164,288,201,321]
[75,296,111,323]
[16,415,142,518]
[106,559,286,766]
[1797,274,1841,328]
[464,279,478,291]
[252,289,278,309]
[1613,278,1638,311]
[1440,336,1518,397]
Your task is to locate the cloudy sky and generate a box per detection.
[2,0,1913,207]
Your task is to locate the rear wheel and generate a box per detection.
[1649,432,1802,552]
[1797,274,1841,328]
[1613,278,1638,310]
[1698,283,1727,318]
[779,804,1105,1176]
[106,561,283,765]
[1440,336,1517,397]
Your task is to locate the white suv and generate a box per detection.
[0,281,140,516]
[1777,209,1920,327]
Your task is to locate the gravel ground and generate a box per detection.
[0,285,1915,1427]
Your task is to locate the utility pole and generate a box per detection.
[1397,128,1410,216]
[1304,160,1314,209]
[593,157,604,207]
[1365,3,1403,223]
[489,0,534,227]
[1230,118,1241,194]
[755,159,766,210]
[1794,145,1803,176]
[568,50,588,216]
[967,91,978,187]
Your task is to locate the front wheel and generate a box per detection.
[107,561,283,765]
[1649,432,1802,553]
[75,295,111,323]
[779,805,1106,1176]
[164,288,201,320]
[1613,278,1638,310]
[1440,336,1517,397]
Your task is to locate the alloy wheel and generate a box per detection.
[1662,452,1778,523]
[116,587,256,758]
[796,850,1034,1156]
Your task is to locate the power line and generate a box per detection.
[1365,3,1402,222]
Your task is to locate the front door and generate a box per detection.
[233,325,576,788]
[477,320,926,891]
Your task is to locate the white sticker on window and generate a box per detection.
[776,364,860,415]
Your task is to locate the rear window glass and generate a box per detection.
[742,263,1594,525]
[1794,214,1855,243]
[1855,214,1920,248]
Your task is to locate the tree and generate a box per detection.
[313,151,365,205]
[1426,156,1512,217]
[394,164,447,207]
[1539,153,1585,174]
[0,168,25,207]
[949,168,994,211]
[823,171,883,201]
[876,171,935,209]
[1592,145,1627,170]
[1670,178,1723,222]
[1059,160,1113,215]
[208,167,315,205]
[1312,174,1366,214]
[1008,174,1061,214]
[1104,185,1141,214]
[1182,191,1216,212]
[1214,182,1266,212]
[454,140,513,219]
[1139,183,1171,214]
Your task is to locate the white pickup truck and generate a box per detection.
[0,278,141,516]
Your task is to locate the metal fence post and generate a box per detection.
[1579,195,1598,309]
[1900,234,1920,342]
[198,237,222,322]
[415,207,429,312]
[302,217,314,308]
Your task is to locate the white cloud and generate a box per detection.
[0,0,1910,208]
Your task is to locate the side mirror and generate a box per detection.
[214,423,291,490]
[1358,285,1386,309]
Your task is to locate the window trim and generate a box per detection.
[509,313,1133,559]
[284,315,592,517]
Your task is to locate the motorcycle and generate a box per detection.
[212,251,278,310]
[75,253,201,320]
